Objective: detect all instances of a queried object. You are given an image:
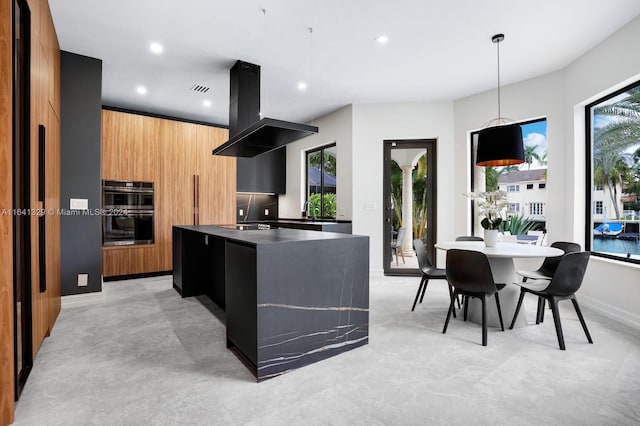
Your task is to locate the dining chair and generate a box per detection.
[509,251,593,350]
[455,236,484,241]
[391,227,406,265]
[516,241,581,323]
[527,230,545,245]
[442,249,505,346]
[411,239,457,316]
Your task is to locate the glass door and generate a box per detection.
[383,139,437,275]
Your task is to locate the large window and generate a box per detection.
[306,144,337,218]
[586,80,640,264]
[470,118,548,233]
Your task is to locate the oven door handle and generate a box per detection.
[121,209,154,216]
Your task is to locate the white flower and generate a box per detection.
[464,190,507,230]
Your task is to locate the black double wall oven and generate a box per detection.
[102,180,154,246]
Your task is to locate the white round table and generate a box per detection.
[435,241,563,328]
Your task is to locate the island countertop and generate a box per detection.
[174,224,360,244]
[172,225,370,381]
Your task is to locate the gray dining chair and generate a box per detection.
[516,241,581,323]
[391,227,406,265]
[411,239,457,316]
[455,236,484,242]
[442,249,505,346]
[509,251,592,350]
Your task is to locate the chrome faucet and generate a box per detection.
[302,200,310,218]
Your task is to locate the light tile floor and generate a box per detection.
[13,273,640,425]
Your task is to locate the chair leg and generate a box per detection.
[481,295,487,346]
[571,297,593,344]
[400,250,405,264]
[509,289,526,329]
[495,293,504,331]
[411,277,425,311]
[447,283,457,318]
[442,291,456,334]
[549,296,566,350]
[419,279,429,303]
[456,294,461,309]
[394,249,398,266]
[535,297,544,324]
[540,298,546,323]
[463,295,469,321]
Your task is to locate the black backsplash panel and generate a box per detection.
[237,193,278,222]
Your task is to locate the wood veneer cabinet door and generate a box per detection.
[45,105,60,329]
[102,246,160,277]
[195,125,235,225]
[156,120,196,271]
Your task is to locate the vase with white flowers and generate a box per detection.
[465,190,508,247]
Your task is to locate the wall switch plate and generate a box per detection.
[239,209,244,216]
[264,209,269,216]
[78,274,88,287]
[338,208,345,216]
[70,198,88,210]
[365,202,376,211]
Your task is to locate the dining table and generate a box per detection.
[435,240,563,328]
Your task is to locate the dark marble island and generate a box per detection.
[173,225,369,381]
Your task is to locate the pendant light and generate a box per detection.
[475,34,524,167]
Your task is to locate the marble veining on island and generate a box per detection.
[173,225,369,381]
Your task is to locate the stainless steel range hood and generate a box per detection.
[212,60,318,157]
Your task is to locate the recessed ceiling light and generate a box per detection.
[136,86,147,95]
[149,42,163,54]
[203,100,212,107]
[297,82,308,91]
[375,34,389,44]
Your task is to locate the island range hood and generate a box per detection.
[212,60,318,157]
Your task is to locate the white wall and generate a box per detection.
[562,15,640,329]
[453,71,566,239]
[351,102,455,272]
[279,105,353,219]
[454,15,640,328]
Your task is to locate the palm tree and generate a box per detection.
[523,144,541,170]
[593,86,640,219]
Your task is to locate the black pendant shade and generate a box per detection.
[476,123,524,167]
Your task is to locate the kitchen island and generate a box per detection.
[173,225,369,381]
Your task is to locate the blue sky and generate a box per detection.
[520,119,548,169]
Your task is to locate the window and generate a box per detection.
[470,118,549,232]
[529,203,544,216]
[595,201,603,215]
[306,144,337,218]
[586,80,640,264]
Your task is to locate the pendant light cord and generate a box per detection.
[496,37,501,120]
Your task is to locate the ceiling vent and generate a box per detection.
[190,84,210,93]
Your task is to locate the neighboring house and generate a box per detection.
[498,169,547,221]
[593,183,624,221]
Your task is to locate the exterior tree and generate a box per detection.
[523,144,541,170]
[593,86,640,219]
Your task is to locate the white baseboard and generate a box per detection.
[61,291,104,308]
[579,294,640,331]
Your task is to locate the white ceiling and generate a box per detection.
[49,0,640,126]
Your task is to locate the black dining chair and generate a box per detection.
[516,241,581,323]
[442,249,505,346]
[509,251,593,350]
[455,236,484,242]
[391,227,406,265]
[411,240,457,316]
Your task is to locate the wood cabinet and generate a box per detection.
[29,0,61,357]
[101,110,235,277]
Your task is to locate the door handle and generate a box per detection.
[193,174,200,225]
